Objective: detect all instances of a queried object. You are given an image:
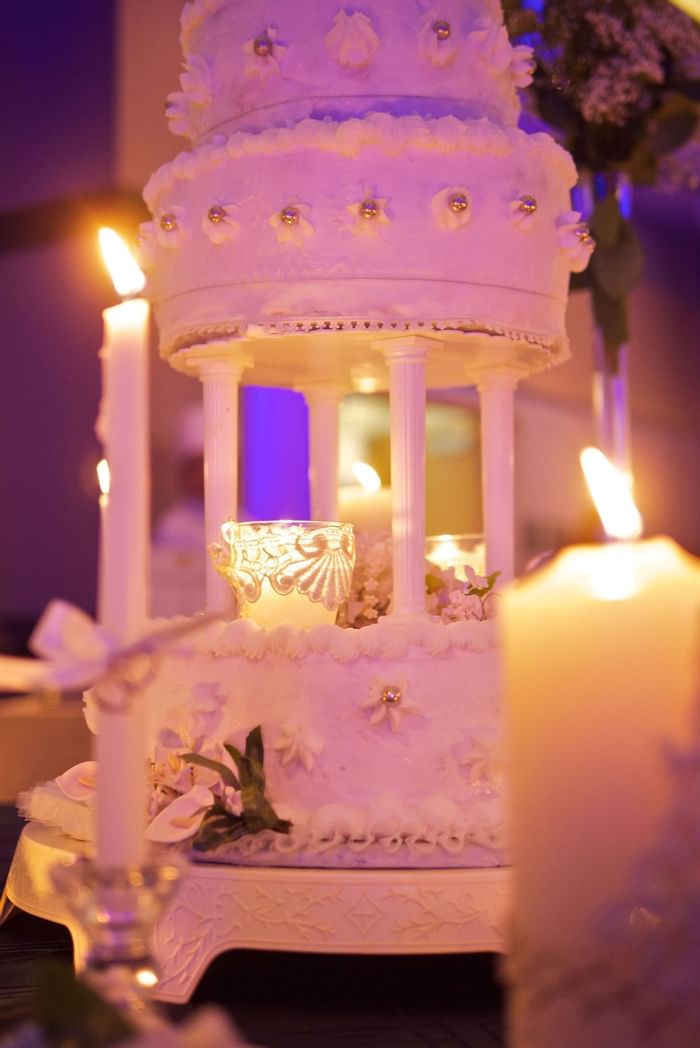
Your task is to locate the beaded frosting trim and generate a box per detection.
[160,316,565,365]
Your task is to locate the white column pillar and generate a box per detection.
[193,347,250,614]
[477,370,520,583]
[380,337,433,618]
[298,383,343,521]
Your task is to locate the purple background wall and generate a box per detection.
[0,3,116,627]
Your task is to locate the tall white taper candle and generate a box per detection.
[97,289,150,868]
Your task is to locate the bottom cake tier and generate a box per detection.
[138,615,507,869]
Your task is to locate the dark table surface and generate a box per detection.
[0,807,505,1046]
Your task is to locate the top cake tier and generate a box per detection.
[169,0,531,141]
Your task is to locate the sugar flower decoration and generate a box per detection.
[511,43,536,89]
[467,22,512,75]
[419,11,458,67]
[457,728,505,788]
[431,186,473,230]
[243,27,287,80]
[166,55,214,138]
[269,203,314,248]
[509,195,538,231]
[557,210,596,272]
[325,11,380,71]
[146,784,214,843]
[55,761,97,802]
[155,205,187,249]
[361,676,421,733]
[202,202,241,245]
[346,194,391,237]
[273,721,324,772]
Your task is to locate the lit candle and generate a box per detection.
[95,229,150,867]
[425,533,486,578]
[503,449,700,1046]
[97,229,150,641]
[338,463,392,535]
[213,520,355,629]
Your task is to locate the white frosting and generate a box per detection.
[141,113,579,383]
[133,615,506,868]
[174,0,524,141]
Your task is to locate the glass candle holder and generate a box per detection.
[426,533,486,579]
[211,520,355,629]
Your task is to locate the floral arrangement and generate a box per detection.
[503,0,700,361]
[338,532,500,628]
[147,723,291,853]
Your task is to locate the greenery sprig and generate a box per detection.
[181,726,291,852]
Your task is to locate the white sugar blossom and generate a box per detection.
[273,721,324,772]
[146,784,214,843]
[55,761,97,802]
[467,22,512,74]
[202,202,241,245]
[243,27,287,80]
[418,11,458,67]
[361,676,421,733]
[269,203,314,248]
[325,11,380,70]
[511,43,535,89]
[345,195,391,238]
[431,186,472,230]
[166,55,214,138]
[457,728,505,788]
[556,210,595,273]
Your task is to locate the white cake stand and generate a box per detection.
[2,823,510,1004]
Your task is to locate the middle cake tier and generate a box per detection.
[141,113,589,389]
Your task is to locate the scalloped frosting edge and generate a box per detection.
[145,613,500,663]
[143,112,577,211]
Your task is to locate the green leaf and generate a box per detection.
[245,725,265,767]
[590,195,623,249]
[591,286,629,359]
[650,103,698,157]
[591,221,645,301]
[225,744,266,792]
[425,572,446,595]
[35,959,134,1046]
[180,752,240,790]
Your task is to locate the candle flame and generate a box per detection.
[580,447,643,541]
[352,462,381,494]
[98,228,146,297]
[97,458,110,497]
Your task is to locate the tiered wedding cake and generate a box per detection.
[30,0,592,869]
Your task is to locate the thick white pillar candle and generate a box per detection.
[197,348,249,613]
[300,383,342,522]
[338,484,392,534]
[380,337,433,617]
[97,293,150,869]
[477,371,518,583]
[503,537,700,1046]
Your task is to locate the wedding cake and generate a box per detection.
[27,0,592,869]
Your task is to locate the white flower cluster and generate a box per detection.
[340,534,499,628]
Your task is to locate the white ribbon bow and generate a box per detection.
[0,600,212,696]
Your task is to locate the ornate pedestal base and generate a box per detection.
[2,823,511,1004]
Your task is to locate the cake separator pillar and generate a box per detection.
[378,337,437,617]
[477,369,523,583]
[186,342,252,614]
[297,381,345,523]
